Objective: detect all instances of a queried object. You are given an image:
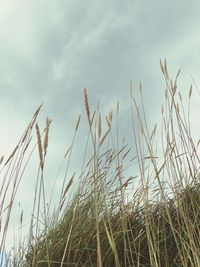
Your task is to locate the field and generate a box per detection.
[1,61,200,266]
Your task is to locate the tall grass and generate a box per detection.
[2,60,200,266]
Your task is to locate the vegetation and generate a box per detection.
[1,60,200,266]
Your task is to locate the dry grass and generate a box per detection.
[1,60,200,266]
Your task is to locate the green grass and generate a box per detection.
[1,60,200,266]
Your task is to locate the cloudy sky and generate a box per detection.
[1,0,200,253]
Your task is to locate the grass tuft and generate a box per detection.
[2,61,200,266]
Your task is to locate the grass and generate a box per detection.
[1,60,200,266]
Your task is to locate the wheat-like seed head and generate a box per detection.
[84,88,90,124]
[176,103,179,113]
[100,129,110,146]
[62,174,74,200]
[106,116,111,129]
[116,101,119,114]
[4,145,19,166]
[31,103,43,129]
[160,59,165,74]
[60,175,74,211]
[160,59,169,80]
[130,80,133,98]
[164,59,169,80]
[108,111,113,122]
[0,156,4,165]
[20,210,23,225]
[161,105,164,115]
[64,146,71,158]
[36,123,44,170]
[75,115,81,131]
[21,124,31,143]
[139,81,142,95]
[189,85,192,98]
[43,117,52,157]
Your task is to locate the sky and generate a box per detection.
[1,0,200,256]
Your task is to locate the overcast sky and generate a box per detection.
[1,0,200,253]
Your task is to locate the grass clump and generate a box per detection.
[2,60,200,266]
